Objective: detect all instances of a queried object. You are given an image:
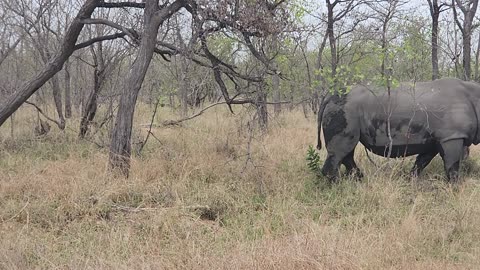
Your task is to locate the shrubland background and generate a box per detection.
[2,0,480,269]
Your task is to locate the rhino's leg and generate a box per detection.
[411,151,438,178]
[322,134,359,182]
[322,154,342,182]
[438,139,465,182]
[342,150,364,179]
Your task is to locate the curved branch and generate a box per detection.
[74,32,127,50]
[25,101,63,128]
[98,1,145,8]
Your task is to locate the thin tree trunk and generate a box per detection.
[272,37,281,116]
[427,0,442,80]
[431,9,440,80]
[179,56,189,116]
[475,32,480,81]
[272,71,281,116]
[10,113,14,139]
[326,1,337,78]
[50,75,65,129]
[65,60,72,118]
[0,0,99,127]
[463,22,473,80]
[313,34,328,114]
[256,85,268,130]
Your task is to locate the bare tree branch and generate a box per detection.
[98,1,146,8]
[25,101,63,128]
[74,32,127,50]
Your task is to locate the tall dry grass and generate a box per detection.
[1,104,480,269]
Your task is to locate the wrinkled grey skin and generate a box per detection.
[317,78,480,182]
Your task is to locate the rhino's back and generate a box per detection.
[345,78,478,153]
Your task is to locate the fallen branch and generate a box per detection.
[112,204,211,213]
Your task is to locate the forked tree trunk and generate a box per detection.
[79,67,102,138]
[0,0,99,127]
[109,0,186,176]
[453,0,479,80]
[79,43,105,138]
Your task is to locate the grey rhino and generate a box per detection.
[316,78,479,182]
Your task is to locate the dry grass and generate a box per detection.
[1,104,480,269]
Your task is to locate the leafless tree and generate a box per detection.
[427,0,448,80]
[452,0,479,80]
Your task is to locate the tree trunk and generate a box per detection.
[79,67,101,138]
[453,0,479,81]
[65,60,72,118]
[51,75,66,129]
[109,0,186,176]
[326,1,337,78]
[179,55,189,116]
[427,0,442,80]
[272,71,281,116]
[79,43,105,138]
[431,6,440,80]
[463,21,473,80]
[313,34,328,114]
[271,37,281,116]
[0,0,99,127]
[475,32,480,81]
[10,113,14,139]
[256,86,268,130]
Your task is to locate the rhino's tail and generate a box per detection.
[316,94,330,150]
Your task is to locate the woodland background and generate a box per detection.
[2,0,480,269]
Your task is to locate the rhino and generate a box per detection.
[316,78,479,182]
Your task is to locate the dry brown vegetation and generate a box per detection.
[1,106,480,269]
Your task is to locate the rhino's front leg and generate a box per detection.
[439,139,465,182]
[321,154,341,182]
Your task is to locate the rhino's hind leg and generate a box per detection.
[438,139,465,182]
[411,151,438,178]
[342,150,364,179]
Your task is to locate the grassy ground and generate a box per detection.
[1,105,480,269]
